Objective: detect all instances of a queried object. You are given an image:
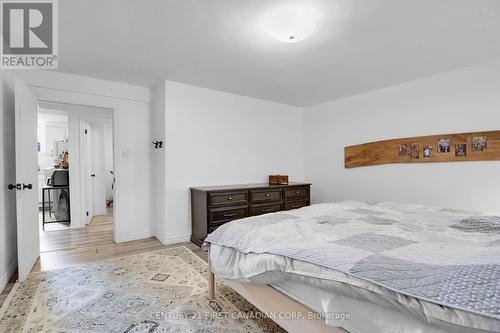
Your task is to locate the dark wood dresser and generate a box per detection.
[190,182,311,247]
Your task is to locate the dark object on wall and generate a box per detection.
[269,175,289,185]
[344,130,500,168]
[190,182,311,247]
[152,140,163,149]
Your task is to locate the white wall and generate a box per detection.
[150,83,166,240]
[37,116,68,170]
[154,81,305,244]
[0,80,18,291]
[1,70,152,243]
[303,59,500,213]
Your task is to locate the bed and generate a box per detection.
[203,201,500,333]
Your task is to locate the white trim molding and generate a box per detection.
[159,234,191,245]
[115,230,155,243]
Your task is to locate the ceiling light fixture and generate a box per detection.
[260,3,319,43]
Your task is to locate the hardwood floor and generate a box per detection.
[36,237,167,272]
[0,208,206,309]
[40,207,114,253]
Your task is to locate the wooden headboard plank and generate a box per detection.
[345,130,500,168]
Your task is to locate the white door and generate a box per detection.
[82,121,93,224]
[90,123,106,216]
[15,79,40,282]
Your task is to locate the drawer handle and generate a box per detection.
[265,193,270,197]
[292,204,301,208]
[262,208,275,212]
[223,213,237,217]
[295,191,300,194]
[227,197,232,201]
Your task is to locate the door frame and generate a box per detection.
[30,88,121,243]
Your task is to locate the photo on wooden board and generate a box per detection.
[398,144,408,156]
[423,146,433,158]
[472,136,487,151]
[409,143,419,159]
[455,144,466,157]
[437,139,451,153]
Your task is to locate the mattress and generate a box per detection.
[210,243,497,333]
[272,280,491,333]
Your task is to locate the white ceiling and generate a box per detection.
[57,0,500,106]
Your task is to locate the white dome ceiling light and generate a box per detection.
[259,3,319,43]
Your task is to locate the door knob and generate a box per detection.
[91,174,96,178]
[23,183,33,190]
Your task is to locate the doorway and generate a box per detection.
[36,104,115,257]
[7,77,151,282]
[37,109,69,233]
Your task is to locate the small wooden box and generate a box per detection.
[269,175,289,185]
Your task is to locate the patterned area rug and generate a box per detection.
[0,247,285,332]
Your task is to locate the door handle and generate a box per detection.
[91,174,96,178]
[7,184,20,190]
[22,183,33,190]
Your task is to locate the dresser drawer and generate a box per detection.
[283,200,309,211]
[283,187,309,199]
[209,205,248,224]
[208,225,222,234]
[250,189,282,203]
[209,191,248,207]
[250,203,282,216]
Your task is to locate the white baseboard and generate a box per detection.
[70,221,85,229]
[112,230,191,246]
[114,230,154,243]
[159,234,191,245]
[0,258,17,295]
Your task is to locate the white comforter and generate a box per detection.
[205,201,500,332]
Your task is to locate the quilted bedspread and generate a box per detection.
[205,201,500,320]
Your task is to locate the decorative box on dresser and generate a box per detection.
[190,182,311,247]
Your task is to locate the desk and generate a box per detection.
[42,185,70,230]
